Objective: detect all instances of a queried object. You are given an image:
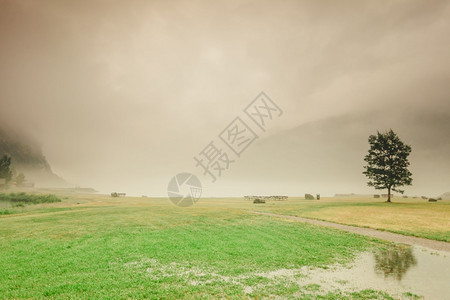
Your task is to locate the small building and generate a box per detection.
[22,181,35,188]
[111,192,126,197]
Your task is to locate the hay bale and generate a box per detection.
[305,194,315,200]
[253,198,265,204]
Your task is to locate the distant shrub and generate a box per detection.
[253,198,265,204]
[0,193,61,205]
[437,197,442,200]
[428,198,437,202]
[305,194,315,200]
[421,196,428,200]
[402,195,408,198]
[373,194,380,198]
[111,192,118,197]
[0,209,12,215]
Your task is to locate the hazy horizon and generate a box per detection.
[1,0,450,197]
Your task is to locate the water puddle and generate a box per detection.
[117,244,450,299]
[300,245,450,299]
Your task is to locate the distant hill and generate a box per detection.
[0,126,69,187]
[229,108,450,196]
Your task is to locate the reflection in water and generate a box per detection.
[298,246,447,299]
[374,245,417,280]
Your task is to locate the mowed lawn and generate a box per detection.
[252,197,450,242]
[0,194,391,299]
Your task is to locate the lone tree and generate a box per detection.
[0,155,13,184]
[363,129,412,202]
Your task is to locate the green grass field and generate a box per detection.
[0,194,401,299]
[252,197,450,242]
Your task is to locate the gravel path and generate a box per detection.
[251,211,450,252]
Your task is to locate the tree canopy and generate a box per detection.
[0,154,13,183]
[363,129,412,202]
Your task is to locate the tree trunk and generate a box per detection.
[387,186,391,203]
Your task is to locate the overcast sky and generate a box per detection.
[1,0,449,196]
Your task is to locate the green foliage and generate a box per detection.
[253,198,265,203]
[0,192,61,205]
[15,173,25,186]
[0,155,13,183]
[349,289,394,300]
[363,129,412,201]
[0,128,50,169]
[305,193,315,200]
[403,291,422,299]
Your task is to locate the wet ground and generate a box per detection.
[299,245,450,299]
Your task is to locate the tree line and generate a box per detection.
[0,155,26,188]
